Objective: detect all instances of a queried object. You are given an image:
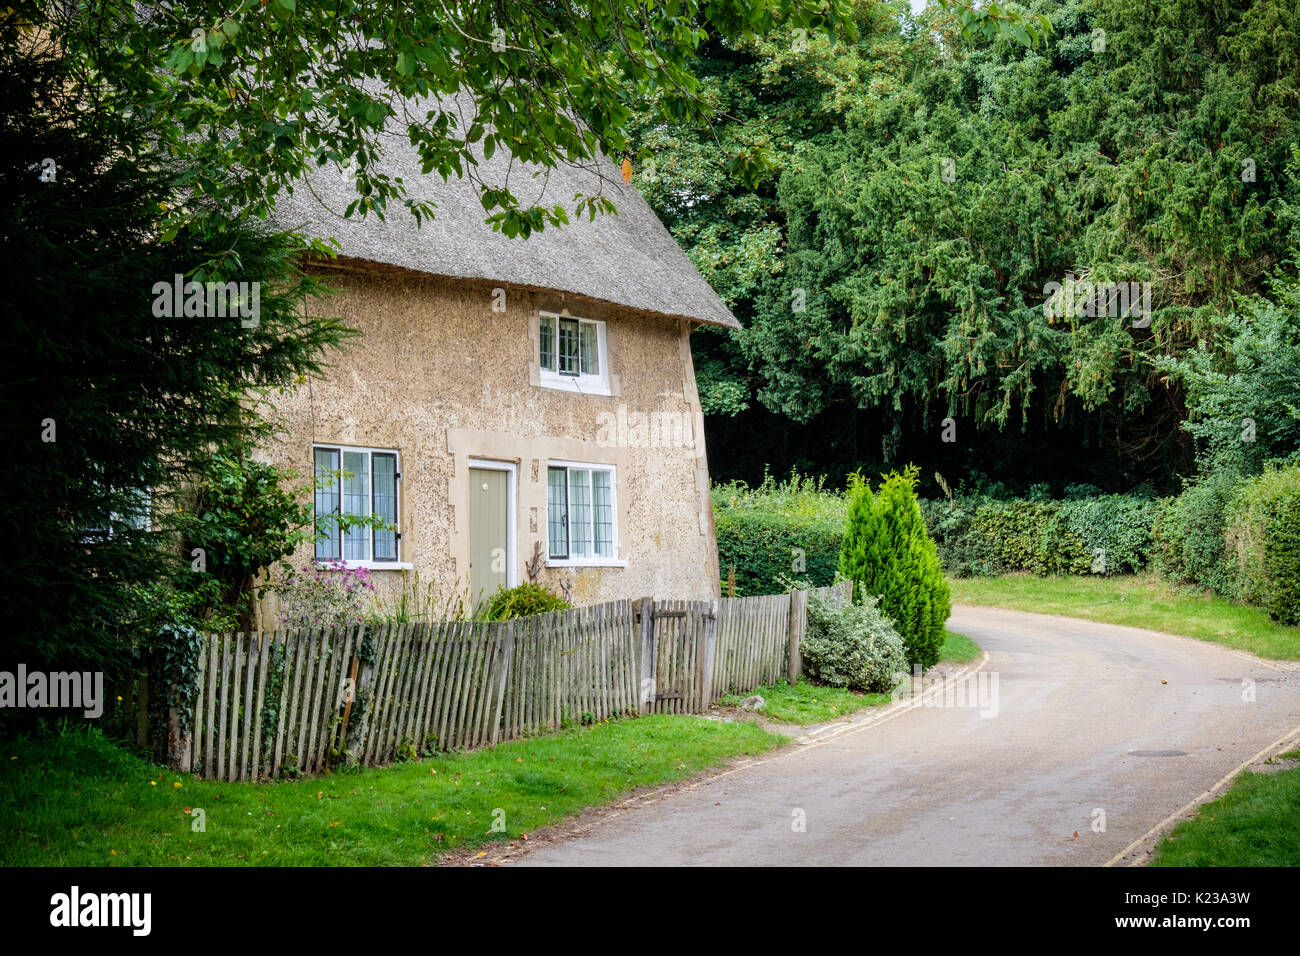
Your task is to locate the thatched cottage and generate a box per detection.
[262,116,737,614]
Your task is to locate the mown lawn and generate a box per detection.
[1151,754,1300,866]
[949,573,1300,660]
[717,629,982,724]
[0,716,785,867]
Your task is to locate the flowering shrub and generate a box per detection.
[277,561,377,628]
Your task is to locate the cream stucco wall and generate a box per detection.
[257,262,721,622]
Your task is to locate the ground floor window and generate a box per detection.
[313,445,399,563]
[547,463,615,561]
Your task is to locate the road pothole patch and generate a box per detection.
[1128,749,1189,757]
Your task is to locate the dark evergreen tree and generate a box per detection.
[0,34,355,681]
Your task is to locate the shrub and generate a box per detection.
[481,583,571,621]
[839,466,951,669]
[919,497,997,577]
[802,594,908,693]
[277,561,377,628]
[713,472,845,595]
[1057,495,1163,575]
[1224,464,1300,624]
[1151,473,1245,595]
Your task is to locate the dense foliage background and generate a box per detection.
[633,0,1300,496]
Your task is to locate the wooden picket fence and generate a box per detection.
[176,581,852,782]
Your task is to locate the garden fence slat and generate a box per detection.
[365,623,398,764]
[410,623,438,752]
[435,624,464,750]
[251,633,270,781]
[270,630,293,779]
[184,589,832,783]
[203,633,218,779]
[238,634,253,781]
[386,624,414,757]
[443,623,472,750]
[419,624,450,751]
[216,633,230,783]
[286,628,308,773]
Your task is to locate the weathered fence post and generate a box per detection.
[167,706,191,772]
[135,670,149,750]
[491,622,515,745]
[346,624,380,765]
[634,598,656,714]
[787,589,808,684]
[699,599,718,709]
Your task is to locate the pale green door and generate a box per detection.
[469,467,509,610]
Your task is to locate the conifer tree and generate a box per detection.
[839,465,951,668]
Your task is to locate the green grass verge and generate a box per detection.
[949,573,1300,660]
[1151,758,1300,866]
[939,629,981,665]
[717,678,891,724]
[717,629,982,724]
[0,717,785,867]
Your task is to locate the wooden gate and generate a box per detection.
[635,599,718,714]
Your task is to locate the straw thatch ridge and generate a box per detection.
[271,104,740,330]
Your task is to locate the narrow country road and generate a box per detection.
[504,606,1300,866]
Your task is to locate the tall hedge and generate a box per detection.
[712,474,844,595]
[1224,465,1300,624]
[714,509,842,595]
[839,466,950,669]
[1150,472,1244,595]
[921,495,1161,577]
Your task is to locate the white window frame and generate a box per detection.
[545,459,626,567]
[538,311,611,396]
[312,443,410,569]
[81,486,151,541]
[468,457,520,589]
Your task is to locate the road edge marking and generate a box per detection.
[1104,723,1300,867]
[488,649,993,864]
[791,650,992,747]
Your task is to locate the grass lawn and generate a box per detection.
[949,573,1300,660]
[937,628,982,665]
[1151,755,1300,866]
[717,629,982,724]
[0,716,785,867]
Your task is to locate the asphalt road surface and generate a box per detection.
[507,606,1300,866]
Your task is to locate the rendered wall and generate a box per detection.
[257,262,721,624]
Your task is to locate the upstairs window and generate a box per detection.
[538,312,609,394]
[313,445,399,564]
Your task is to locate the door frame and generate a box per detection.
[467,458,518,592]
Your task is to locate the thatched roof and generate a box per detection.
[271,105,739,330]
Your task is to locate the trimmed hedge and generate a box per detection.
[1224,466,1300,624]
[1151,472,1243,595]
[713,475,844,596]
[714,508,841,595]
[713,468,1297,623]
[920,495,1161,578]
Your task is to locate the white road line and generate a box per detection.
[1105,723,1300,867]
